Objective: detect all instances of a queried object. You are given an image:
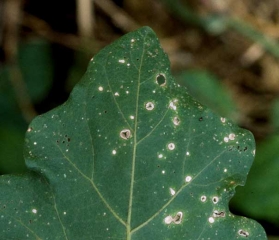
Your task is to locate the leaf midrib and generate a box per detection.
[126,32,147,240]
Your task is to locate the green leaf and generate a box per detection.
[0,27,266,239]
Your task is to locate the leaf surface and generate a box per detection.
[0,27,266,239]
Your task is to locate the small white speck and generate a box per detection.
[126,91,129,94]
[98,86,103,91]
[170,188,176,196]
[118,59,125,63]
[114,92,119,96]
[27,127,32,132]
[224,137,229,142]
[185,176,192,182]
[63,212,66,215]
[168,143,175,150]
[32,209,37,214]
[34,142,37,145]
[64,174,67,178]
[208,217,215,223]
[127,63,130,66]
[186,151,190,156]
[158,154,163,158]
[130,116,134,120]
[162,170,165,174]
[224,168,227,172]
[221,117,226,123]
[112,150,117,155]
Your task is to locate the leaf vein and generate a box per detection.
[55,144,126,227]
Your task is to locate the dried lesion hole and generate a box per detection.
[238,229,249,237]
[213,210,225,218]
[156,74,166,86]
[120,129,131,140]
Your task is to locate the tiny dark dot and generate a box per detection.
[104,111,107,114]
[199,117,203,121]
[67,138,71,142]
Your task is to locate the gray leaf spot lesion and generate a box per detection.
[145,102,155,111]
[167,143,175,150]
[238,229,249,237]
[213,210,225,218]
[173,116,180,126]
[212,196,219,204]
[164,211,183,225]
[120,129,132,140]
[200,195,207,202]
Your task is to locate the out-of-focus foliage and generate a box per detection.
[18,40,53,102]
[0,40,53,174]
[231,135,279,226]
[175,70,238,120]
[0,67,27,174]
